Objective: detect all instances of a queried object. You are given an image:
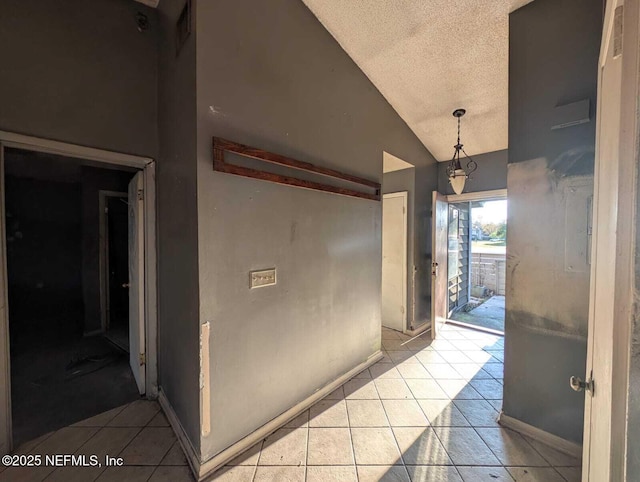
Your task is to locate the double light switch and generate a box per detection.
[250,268,276,288]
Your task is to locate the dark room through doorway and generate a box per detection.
[4,148,141,446]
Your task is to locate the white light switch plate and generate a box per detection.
[250,268,276,288]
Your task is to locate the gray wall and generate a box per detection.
[195,0,437,459]
[437,150,508,195]
[0,0,158,158]
[157,0,201,452]
[382,168,417,329]
[505,0,601,443]
[0,0,202,453]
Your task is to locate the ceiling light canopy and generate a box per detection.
[446,109,478,195]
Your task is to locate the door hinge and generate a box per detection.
[401,306,405,314]
[139,352,146,366]
[137,189,144,201]
[614,5,623,58]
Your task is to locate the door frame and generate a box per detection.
[98,190,128,335]
[0,131,158,454]
[583,0,640,479]
[445,188,507,204]
[432,189,508,334]
[382,191,408,332]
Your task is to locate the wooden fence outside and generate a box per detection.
[471,252,506,296]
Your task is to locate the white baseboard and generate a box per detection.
[160,351,384,481]
[158,390,201,477]
[406,322,431,337]
[498,412,583,459]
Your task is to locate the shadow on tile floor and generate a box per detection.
[0,399,192,482]
[2,324,580,482]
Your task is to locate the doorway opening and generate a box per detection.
[431,190,507,338]
[449,199,507,333]
[0,134,156,454]
[381,152,415,335]
[4,149,140,446]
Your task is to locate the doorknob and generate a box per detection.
[570,375,594,394]
[122,283,130,288]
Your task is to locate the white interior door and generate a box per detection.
[582,1,624,479]
[382,192,407,332]
[431,191,448,339]
[128,172,145,395]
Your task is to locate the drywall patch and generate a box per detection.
[507,158,592,339]
[200,322,211,437]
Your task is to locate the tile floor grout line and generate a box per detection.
[466,420,509,469]
[249,444,260,482]
[426,403,467,472]
[304,412,310,482]
[370,368,408,472]
[341,387,359,479]
[115,426,145,462]
[143,466,156,482]
[430,339,507,473]
[515,426,576,470]
[459,386,556,473]
[17,430,56,455]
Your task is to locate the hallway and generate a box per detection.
[2,324,581,482]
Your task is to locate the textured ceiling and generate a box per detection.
[303,0,535,161]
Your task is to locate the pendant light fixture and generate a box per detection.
[446,109,477,195]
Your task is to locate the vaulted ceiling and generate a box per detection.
[303,0,535,161]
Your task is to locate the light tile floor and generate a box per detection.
[211,324,581,482]
[0,399,192,482]
[2,324,581,482]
